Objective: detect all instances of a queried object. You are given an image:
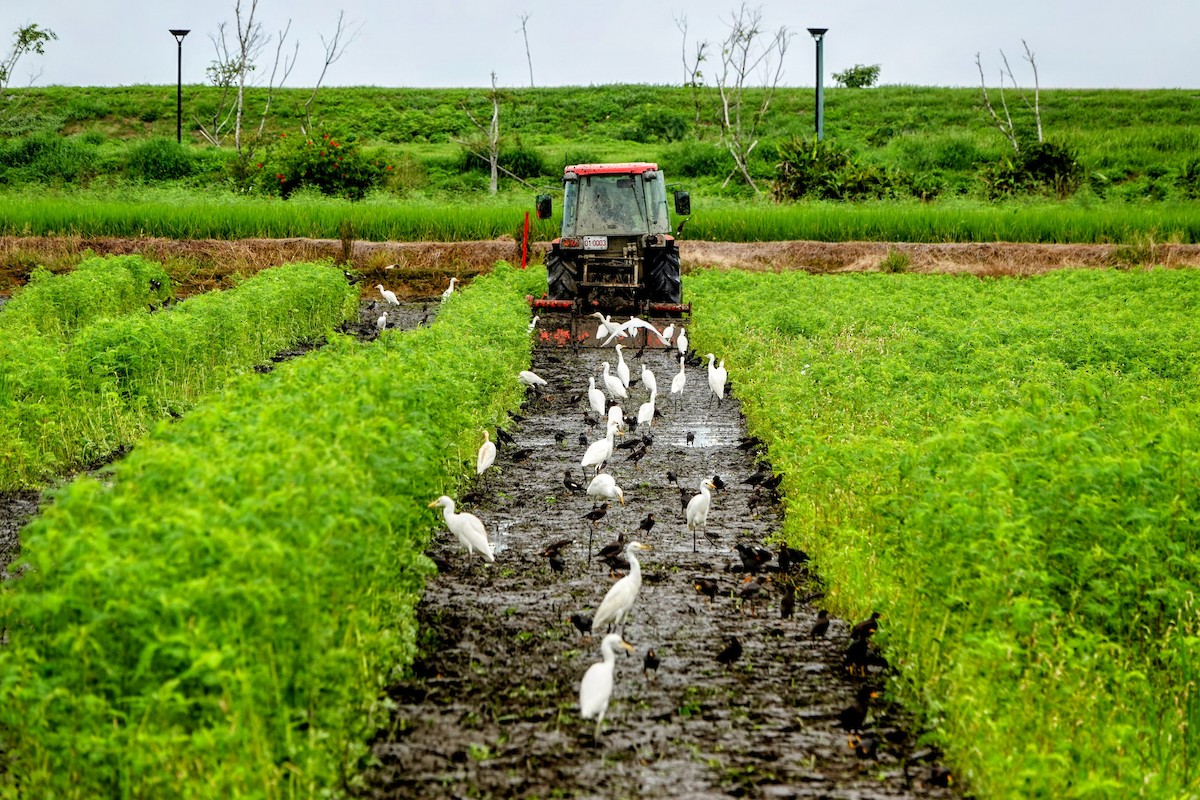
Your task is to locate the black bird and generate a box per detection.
[778,545,810,573]
[625,443,649,467]
[643,647,660,679]
[583,412,599,429]
[693,577,719,602]
[837,684,878,731]
[679,486,691,513]
[509,413,527,423]
[496,427,517,447]
[848,733,879,760]
[810,609,830,638]
[747,486,769,511]
[616,436,642,450]
[927,765,954,787]
[638,512,656,535]
[780,584,796,619]
[736,436,762,451]
[711,474,727,491]
[543,539,573,558]
[741,470,769,486]
[563,470,586,494]
[596,533,627,564]
[851,611,882,641]
[583,503,609,526]
[844,636,890,676]
[716,635,743,667]
[548,552,566,573]
[763,472,785,491]
[737,575,769,615]
[554,430,567,445]
[735,543,773,574]
[508,447,534,463]
[666,470,679,485]
[578,432,588,447]
[569,613,593,637]
[685,431,695,446]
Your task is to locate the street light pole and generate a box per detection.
[169,29,190,144]
[807,28,828,141]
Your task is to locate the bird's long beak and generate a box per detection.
[618,495,625,506]
[426,500,439,508]
[637,543,652,551]
[705,481,716,490]
[620,640,636,653]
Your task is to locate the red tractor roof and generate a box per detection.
[565,162,659,176]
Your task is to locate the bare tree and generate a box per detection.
[674,14,709,136]
[463,72,501,194]
[714,4,790,192]
[0,23,57,134]
[518,13,534,88]
[302,11,361,135]
[976,39,1043,155]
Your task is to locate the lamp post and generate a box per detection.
[169,29,190,144]
[807,28,828,141]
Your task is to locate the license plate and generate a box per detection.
[582,236,608,250]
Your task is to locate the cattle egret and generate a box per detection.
[427,496,495,563]
[477,429,496,475]
[528,315,540,333]
[587,472,625,505]
[601,362,627,400]
[614,344,631,388]
[582,419,622,474]
[519,370,548,388]
[669,357,687,408]
[377,284,399,305]
[579,633,636,739]
[659,323,675,347]
[686,478,717,552]
[637,391,657,430]
[706,353,728,405]
[592,542,652,632]
[607,403,625,433]
[591,312,626,343]
[641,363,657,396]
[600,316,663,347]
[376,314,387,331]
[587,377,607,417]
[677,327,689,356]
[441,277,458,300]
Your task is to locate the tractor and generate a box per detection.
[529,163,691,346]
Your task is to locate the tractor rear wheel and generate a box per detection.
[647,247,682,304]
[546,251,578,300]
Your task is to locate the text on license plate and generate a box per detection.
[582,236,608,250]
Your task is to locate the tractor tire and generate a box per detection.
[647,246,682,304]
[546,251,578,300]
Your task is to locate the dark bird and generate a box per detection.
[778,545,810,573]
[851,611,882,641]
[569,612,593,637]
[780,584,796,619]
[625,444,649,468]
[737,575,769,615]
[737,435,762,451]
[837,684,878,731]
[554,430,567,445]
[735,543,774,574]
[763,472,785,491]
[563,470,586,494]
[495,427,517,447]
[509,413,527,423]
[810,609,830,638]
[848,733,879,760]
[543,538,573,558]
[643,647,660,679]
[843,637,888,675]
[693,577,719,602]
[747,486,769,511]
[578,432,588,447]
[548,552,566,573]
[508,447,534,463]
[927,765,953,787]
[711,474,727,491]
[741,470,769,486]
[615,436,642,450]
[666,470,678,485]
[686,431,696,446]
[716,635,743,667]
[583,412,599,429]
[638,512,656,535]
[583,503,609,526]
[596,533,627,564]
[679,486,691,513]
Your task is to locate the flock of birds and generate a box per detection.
[416,294,952,787]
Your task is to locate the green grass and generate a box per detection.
[688,267,1200,797]
[0,263,544,798]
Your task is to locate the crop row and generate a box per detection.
[2,190,1199,245]
[0,263,542,798]
[0,258,358,489]
[687,267,1200,797]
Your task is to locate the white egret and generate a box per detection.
[686,478,717,552]
[579,633,636,740]
[677,327,689,356]
[659,323,675,347]
[601,362,627,400]
[591,312,626,344]
[528,315,540,333]
[607,403,625,432]
[614,344,631,388]
[582,419,622,474]
[376,284,399,305]
[592,541,652,631]
[519,370,548,388]
[376,313,387,331]
[640,363,657,397]
[637,390,657,430]
[476,429,496,475]
[586,472,625,505]
[427,496,495,563]
[587,377,607,418]
[669,356,687,408]
[706,353,728,405]
[600,316,663,347]
[441,277,458,301]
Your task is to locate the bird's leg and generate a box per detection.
[588,527,593,564]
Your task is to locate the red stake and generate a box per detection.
[521,211,530,269]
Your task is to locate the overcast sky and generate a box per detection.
[10,1,1200,90]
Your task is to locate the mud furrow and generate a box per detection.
[364,335,957,799]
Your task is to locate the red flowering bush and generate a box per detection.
[273,131,390,200]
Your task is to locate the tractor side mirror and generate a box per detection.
[673,190,691,216]
[535,194,552,220]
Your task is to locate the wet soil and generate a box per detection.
[361,336,959,799]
